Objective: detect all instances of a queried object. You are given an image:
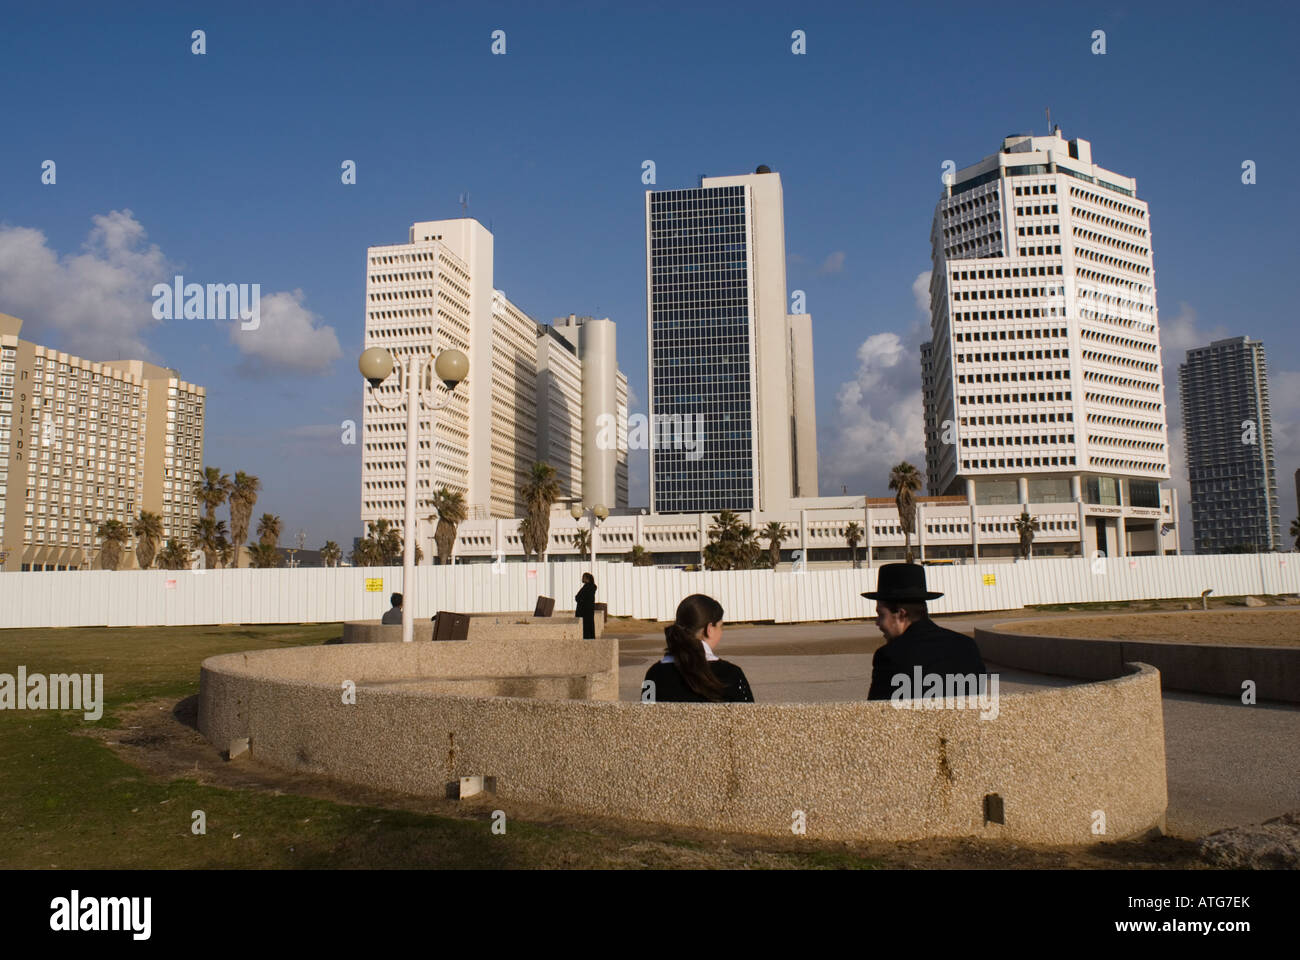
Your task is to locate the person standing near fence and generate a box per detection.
[575,572,598,639]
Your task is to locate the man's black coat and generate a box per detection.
[867,617,988,701]
[575,581,597,639]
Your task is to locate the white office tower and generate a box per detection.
[646,167,818,514]
[537,315,629,509]
[0,313,206,571]
[921,130,1179,556]
[363,219,536,543]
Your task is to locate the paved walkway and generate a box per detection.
[610,613,1300,838]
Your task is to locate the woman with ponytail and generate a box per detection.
[642,594,754,703]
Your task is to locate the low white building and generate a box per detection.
[435,486,1179,567]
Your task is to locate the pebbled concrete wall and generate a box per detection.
[198,641,1167,844]
[340,614,597,645]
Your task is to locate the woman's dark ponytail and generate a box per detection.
[664,594,725,701]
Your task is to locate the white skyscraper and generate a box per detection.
[363,220,628,558]
[922,130,1179,557]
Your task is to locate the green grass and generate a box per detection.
[0,624,884,869]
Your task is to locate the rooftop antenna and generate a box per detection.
[1045,107,1051,135]
[459,191,469,215]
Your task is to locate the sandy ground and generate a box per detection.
[996,609,1300,645]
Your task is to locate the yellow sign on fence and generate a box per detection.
[365,578,383,592]
[982,573,996,586]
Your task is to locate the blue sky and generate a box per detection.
[2,0,1298,549]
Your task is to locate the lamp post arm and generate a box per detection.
[365,360,409,412]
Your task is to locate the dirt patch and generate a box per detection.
[80,696,1220,869]
[998,609,1300,646]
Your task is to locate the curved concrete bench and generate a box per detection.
[198,642,1167,844]
[977,618,1300,703]
[340,621,429,643]
[341,616,587,644]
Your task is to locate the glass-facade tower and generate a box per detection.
[647,185,755,513]
[1179,336,1279,552]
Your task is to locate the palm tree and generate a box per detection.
[133,511,163,570]
[227,472,261,567]
[256,513,283,549]
[217,533,234,569]
[761,521,789,569]
[320,541,342,567]
[1290,517,1300,552]
[625,544,655,566]
[364,519,402,565]
[1015,509,1040,560]
[889,462,923,563]
[96,519,130,570]
[429,487,468,564]
[519,462,560,559]
[158,539,190,570]
[196,466,232,523]
[704,510,763,570]
[192,517,228,569]
[247,542,282,568]
[517,515,537,561]
[573,526,591,561]
[845,521,863,569]
[350,537,380,567]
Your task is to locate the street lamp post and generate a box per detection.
[570,502,609,565]
[359,345,468,643]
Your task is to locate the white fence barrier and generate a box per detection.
[0,554,1296,629]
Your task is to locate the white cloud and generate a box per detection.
[1159,303,1230,368]
[912,269,932,316]
[820,271,931,496]
[0,210,169,361]
[817,251,846,275]
[227,289,342,376]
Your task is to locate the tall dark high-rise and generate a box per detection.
[1179,336,1280,552]
[644,169,817,514]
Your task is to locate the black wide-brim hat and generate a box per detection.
[862,562,944,601]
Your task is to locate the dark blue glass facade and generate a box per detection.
[648,185,754,513]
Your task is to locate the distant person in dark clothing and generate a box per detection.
[382,592,403,625]
[643,594,754,703]
[863,564,987,701]
[575,572,598,639]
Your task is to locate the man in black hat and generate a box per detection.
[863,563,987,701]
